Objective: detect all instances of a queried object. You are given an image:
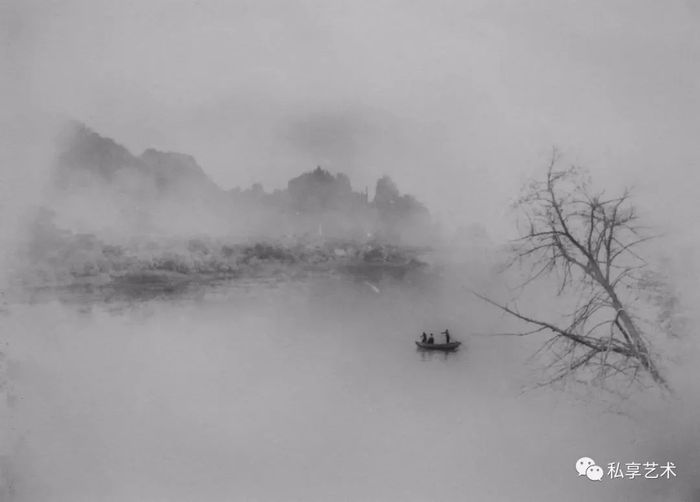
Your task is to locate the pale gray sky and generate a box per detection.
[3,0,699,239]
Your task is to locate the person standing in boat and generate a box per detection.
[427,333,435,344]
[421,332,428,343]
[441,329,451,344]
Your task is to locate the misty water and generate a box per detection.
[4,268,698,502]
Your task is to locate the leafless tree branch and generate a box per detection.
[477,151,670,392]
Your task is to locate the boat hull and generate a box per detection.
[415,341,461,351]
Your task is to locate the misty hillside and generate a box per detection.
[48,121,434,243]
[54,122,218,193]
[5,122,445,291]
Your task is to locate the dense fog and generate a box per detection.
[2,258,699,501]
[1,125,699,500]
[2,1,700,501]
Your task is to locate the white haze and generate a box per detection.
[1,0,700,501]
[2,269,700,501]
[3,0,700,239]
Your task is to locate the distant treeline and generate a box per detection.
[13,208,426,288]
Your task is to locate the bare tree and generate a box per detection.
[478,151,670,391]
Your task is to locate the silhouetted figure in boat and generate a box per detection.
[427,333,435,344]
[421,332,428,343]
[441,329,451,343]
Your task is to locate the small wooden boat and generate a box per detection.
[415,341,461,351]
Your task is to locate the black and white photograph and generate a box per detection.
[1,1,699,500]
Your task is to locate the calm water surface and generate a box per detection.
[2,274,696,501]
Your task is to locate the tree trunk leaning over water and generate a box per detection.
[478,151,670,391]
